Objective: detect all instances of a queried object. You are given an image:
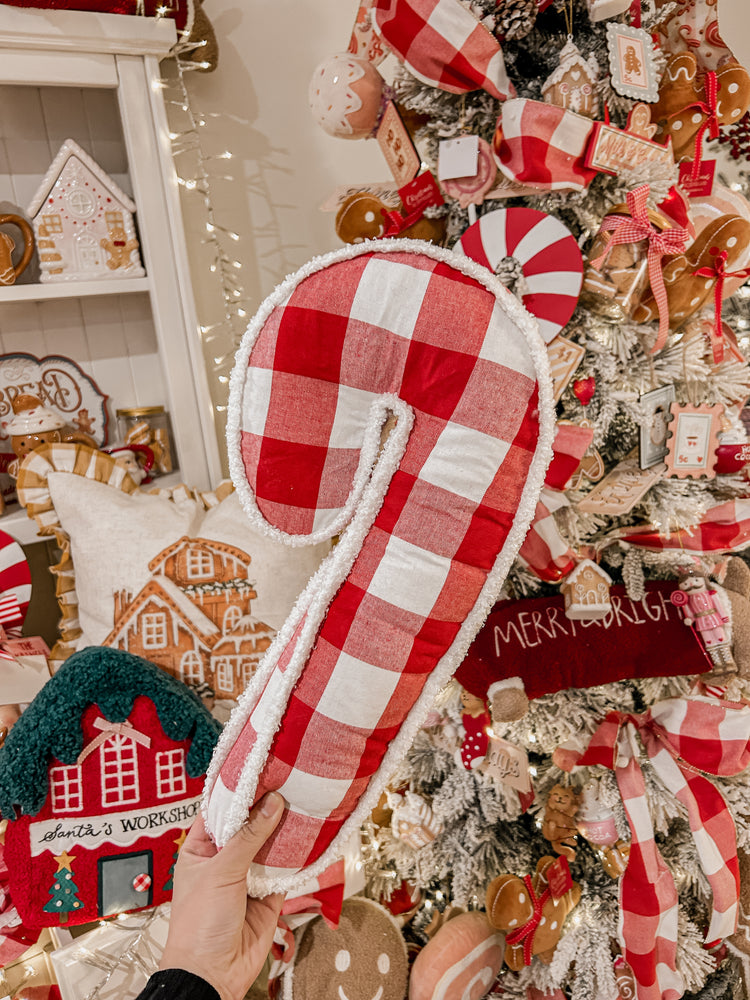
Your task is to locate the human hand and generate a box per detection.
[159,792,285,1000]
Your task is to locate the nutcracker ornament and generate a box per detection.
[670,565,737,679]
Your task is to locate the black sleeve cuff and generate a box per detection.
[135,969,221,1000]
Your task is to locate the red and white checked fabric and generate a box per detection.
[576,696,750,1000]
[590,185,689,354]
[204,241,553,892]
[517,422,593,582]
[372,0,514,100]
[455,207,583,343]
[609,499,750,554]
[493,99,597,193]
[0,530,31,638]
[132,873,151,893]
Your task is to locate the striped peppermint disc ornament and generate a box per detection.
[0,530,31,637]
[455,207,584,343]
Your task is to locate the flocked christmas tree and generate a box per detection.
[307,1,750,998]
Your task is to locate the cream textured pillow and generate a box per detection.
[17,444,329,698]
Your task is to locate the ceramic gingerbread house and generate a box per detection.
[542,39,599,118]
[560,559,613,621]
[27,139,145,283]
[104,536,274,700]
[0,647,220,928]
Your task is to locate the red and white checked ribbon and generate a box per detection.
[575,697,750,1000]
[609,499,750,553]
[77,717,151,764]
[590,185,689,354]
[693,249,750,364]
[517,422,593,581]
[268,858,346,980]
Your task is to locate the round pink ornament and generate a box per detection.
[308,53,384,139]
[441,138,498,208]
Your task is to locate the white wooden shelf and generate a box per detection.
[1,278,151,302]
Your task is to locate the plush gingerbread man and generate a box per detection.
[631,214,750,331]
[486,856,581,970]
[649,52,750,160]
[100,227,139,271]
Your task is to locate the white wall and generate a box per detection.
[179,0,386,314]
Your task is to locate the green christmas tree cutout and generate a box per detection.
[162,828,188,892]
[44,850,84,923]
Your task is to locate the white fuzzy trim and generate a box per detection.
[488,677,525,697]
[208,237,555,894]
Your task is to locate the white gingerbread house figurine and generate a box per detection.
[27,138,145,283]
[542,39,599,118]
[560,559,613,621]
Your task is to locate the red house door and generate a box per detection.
[98,850,153,915]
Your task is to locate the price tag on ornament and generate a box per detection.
[678,159,717,198]
[606,23,659,102]
[547,856,574,898]
[376,102,421,187]
[398,172,444,214]
[348,0,389,65]
[483,735,531,794]
[438,135,479,181]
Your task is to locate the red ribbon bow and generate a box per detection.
[380,207,424,237]
[590,185,689,354]
[504,872,552,966]
[575,696,750,1000]
[693,249,750,364]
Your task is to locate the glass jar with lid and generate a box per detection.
[116,405,174,476]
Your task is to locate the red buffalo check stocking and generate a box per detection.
[203,240,554,893]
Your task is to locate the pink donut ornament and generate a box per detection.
[409,911,505,1000]
[691,184,750,298]
[441,138,498,208]
[308,53,385,139]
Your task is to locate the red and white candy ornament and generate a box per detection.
[455,208,584,342]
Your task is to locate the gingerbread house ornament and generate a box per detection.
[27,139,145,283]
[542,39,599,118]
[560,559,613,620]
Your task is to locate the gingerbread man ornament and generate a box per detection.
[631,214,750,332]
[649,53,750,160]
[486,856,581,970]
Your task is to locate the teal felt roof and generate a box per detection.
[0,646,222,820]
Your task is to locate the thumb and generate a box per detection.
[217,792,285,880]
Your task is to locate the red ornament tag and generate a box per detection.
[399,172,444,215]
[678,159,716,198]
[547,856,573,898]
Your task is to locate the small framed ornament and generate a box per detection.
[576,451,663,514]
[585,103,674,177]
[376,102,421,187]
[664,401,724,479]
[639,384,676,469]
[548,335,585,403]
[606,22,659,103]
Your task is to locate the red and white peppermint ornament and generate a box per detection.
[455,208,583,342]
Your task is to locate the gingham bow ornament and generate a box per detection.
[576,696,750,1000]
[590,185,689,354]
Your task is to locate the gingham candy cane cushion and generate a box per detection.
[203,240,554,894]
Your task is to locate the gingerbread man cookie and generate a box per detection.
[334,192,447,245]
[650,53,750,160]
[632,214,750,331]
[100,227,139,271]
[486,855,581,970]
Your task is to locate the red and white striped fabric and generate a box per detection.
[372,0,514,100]
[609,499,750,554]
[494,99,597,193]
[203,240,554,893]
[455,207,584,342]
[576,696,750,1000]
[0,531,31,638]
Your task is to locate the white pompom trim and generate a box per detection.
[204,237,555,895]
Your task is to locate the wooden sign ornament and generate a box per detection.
[203,239,555,894]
